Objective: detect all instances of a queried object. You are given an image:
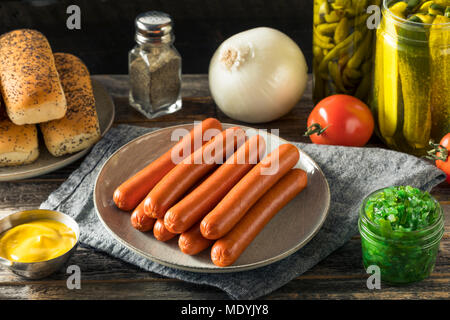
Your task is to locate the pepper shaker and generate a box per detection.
[129,11,182,118]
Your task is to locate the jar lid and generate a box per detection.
[135,11,174,44]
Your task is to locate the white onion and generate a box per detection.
[208,27,308,123]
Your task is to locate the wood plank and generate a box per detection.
[431,184,450,202]
[267,278,450,300]
[93,74,211,98]
[0,208,448,284]
[0,280,228,300]
[0,233,448,281]
[272,240,449,299]
[0,182,61,216]
[0,237,447,299]
[2,276,448,300]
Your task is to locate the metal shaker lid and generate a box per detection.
[135,11,174,44]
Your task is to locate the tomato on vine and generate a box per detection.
[427,133,450,184]
[304,95,374,147]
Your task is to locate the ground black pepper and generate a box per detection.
[129,47,181,112]
[128,11,182,118]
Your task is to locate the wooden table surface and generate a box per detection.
[0,74,448,300]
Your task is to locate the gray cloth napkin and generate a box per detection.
[40,124,446,300]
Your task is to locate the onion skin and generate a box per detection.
[208,27,308,124]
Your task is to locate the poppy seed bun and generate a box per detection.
[0,29,67,125]
[0,98,39,167]
[40,53,100,157]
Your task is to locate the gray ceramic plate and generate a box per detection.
[94,124,330,273]
[0,79,115,181]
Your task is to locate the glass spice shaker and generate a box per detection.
[129,11,182,118]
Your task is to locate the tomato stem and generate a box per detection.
[426,140,448,162]
[304,123,329,137]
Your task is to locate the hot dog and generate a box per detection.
[178,223,214,255]
[153,218,177,242]
[113,118,222,211]
[200,143,299,240]
[131,167,215,233]
[144,127,246,219]
[211,169,308,267]
[164,135,266,234]
[130,199,156,232]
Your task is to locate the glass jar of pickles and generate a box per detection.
[313,0,381,104]
[370,0,450,156]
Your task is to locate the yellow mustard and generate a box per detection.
[0,219,76,263]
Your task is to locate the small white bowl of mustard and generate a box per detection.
[0,209,79,279]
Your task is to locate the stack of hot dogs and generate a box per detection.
[113,118,308,267]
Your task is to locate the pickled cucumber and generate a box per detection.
[378,15,400,142]
[371,0,449,155]
[398,17,432,149]
[430,15,450,140]
[312,0,381,103]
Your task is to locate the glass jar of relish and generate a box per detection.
[358,186,444,284]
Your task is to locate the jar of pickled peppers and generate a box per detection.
[313,0,381,104]
[370,0,450,156]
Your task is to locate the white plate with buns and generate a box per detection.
[0,78,114,181]
[0,29,115,181]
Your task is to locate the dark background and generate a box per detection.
[0,0,313,74]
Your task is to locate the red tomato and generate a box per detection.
[305,95,374,147]
[431,133,450,184]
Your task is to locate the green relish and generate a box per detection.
[365,186,439,233]
[359,186,444,284]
